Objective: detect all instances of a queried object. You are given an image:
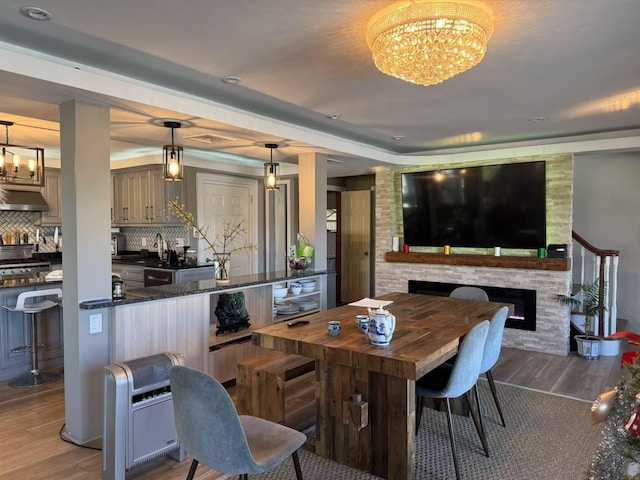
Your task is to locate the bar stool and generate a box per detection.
[2,288,63,387]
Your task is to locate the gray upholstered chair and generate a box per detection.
[415,320,490,480]
[169,365,306,480]
[477,306,510,430]
[449,286,489,302]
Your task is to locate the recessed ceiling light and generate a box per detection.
[221,76,241,85]
[326,114,343,120]
[20,6,52,21]
[529,117,546,123]
[392,135,404,141]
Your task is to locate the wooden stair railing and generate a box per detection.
[572,231,620,336]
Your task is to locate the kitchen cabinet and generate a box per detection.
[208,340,265,384]
[112,166,183,226]
[111,264,145,289]
[0,286,64,382]
[104,272,328,384]
[112,170,146,224]
[175,267,215,284]
[39,168,62,226]
[110,172,115,224]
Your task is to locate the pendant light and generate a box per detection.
[0,120,45,186]
[264,143,279,191]
[162,121,183,182]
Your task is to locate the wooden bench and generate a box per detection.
[236,351,315,431]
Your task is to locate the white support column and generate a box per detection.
[298,152,327,271]
[60,100,112,444]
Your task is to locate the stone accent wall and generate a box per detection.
[375,154,574,355]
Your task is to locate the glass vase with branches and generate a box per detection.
[168,199,257,281]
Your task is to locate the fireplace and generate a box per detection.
[408,280,536,331]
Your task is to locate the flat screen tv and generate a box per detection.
[401,161,546,249]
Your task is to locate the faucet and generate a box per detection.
[154,233,164,262]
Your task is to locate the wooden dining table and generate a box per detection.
[251,292,514,480]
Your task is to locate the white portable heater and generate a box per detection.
[103,352,186,480]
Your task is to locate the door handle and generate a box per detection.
[364,251,369,256]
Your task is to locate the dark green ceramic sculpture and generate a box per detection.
[214,292,250,334]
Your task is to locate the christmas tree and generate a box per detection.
[586,357,640,479]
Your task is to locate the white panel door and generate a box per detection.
[197,174,258,276]
[341,190,371,303]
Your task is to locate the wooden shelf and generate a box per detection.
[210,326,255,349]
[385,251,570,271]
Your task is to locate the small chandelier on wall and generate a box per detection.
[162,121,183,182]
[264,143,279,191]
[0,120,45,186]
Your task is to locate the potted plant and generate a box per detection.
[555,280,606,359]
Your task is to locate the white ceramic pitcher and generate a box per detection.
[367,306,396,346]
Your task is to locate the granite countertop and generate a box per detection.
[79,269,329,309]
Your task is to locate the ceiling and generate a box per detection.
[0,0,638,177]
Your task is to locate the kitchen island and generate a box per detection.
[80,270,331,382]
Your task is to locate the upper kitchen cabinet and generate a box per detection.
[112,166,183,226]
[38,168,62,226]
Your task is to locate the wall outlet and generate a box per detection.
[141,237,147,247]
[89,313,102,334]
[176,238,184,248]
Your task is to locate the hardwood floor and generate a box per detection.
[0,346,627,479]
[492,346,625,402]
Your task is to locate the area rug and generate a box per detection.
[258,381,603,479]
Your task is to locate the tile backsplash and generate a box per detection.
[0,211,191,255]
[0,211,59,253]
[120,226,190,252]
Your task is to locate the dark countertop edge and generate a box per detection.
[79,270,330,309]
[111,259,214,270]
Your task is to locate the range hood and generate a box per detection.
[0,190,49,212]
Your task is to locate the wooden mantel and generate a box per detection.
[385,251,570,271]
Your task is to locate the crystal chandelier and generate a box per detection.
[366,0,494,87]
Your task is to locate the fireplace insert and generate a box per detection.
[408,280,536,331]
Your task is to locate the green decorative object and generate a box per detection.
[214,292,250,335]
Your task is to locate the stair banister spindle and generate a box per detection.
[610,256,618,334]
[579,245,586,286]
[602,257,611,337]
